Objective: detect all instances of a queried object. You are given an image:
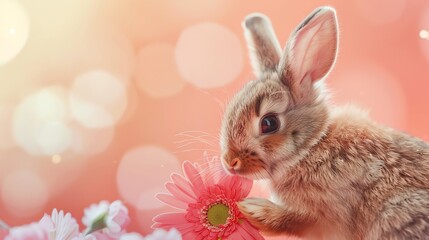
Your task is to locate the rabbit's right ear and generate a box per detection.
[243,13,282,79]
[279,7,338,102]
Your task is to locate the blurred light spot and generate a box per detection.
[354,0,406,25]
[1,170,48,218]
[330,63,407,129]
[51,155,62,164]
[0,0,29,65]
[137,187,166,209]
[12,86,70,155]
[117,146,181,210]
[8,28,16,35]
[0,105,16,150]
[70,70,128,128]
[421,6,429,64]
[165,0,227,20]
[36,122,73,155]
[137,43,185,98]
[71,124,114,155]
[420,30,429,39]
[116,85,138,125]
[175,22,243,89]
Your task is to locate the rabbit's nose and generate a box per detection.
[229,157,242,170]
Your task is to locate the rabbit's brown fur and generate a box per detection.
[220,7,429,240]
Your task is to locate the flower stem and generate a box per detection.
[85,212,108,235]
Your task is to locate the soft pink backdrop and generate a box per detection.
[1,0,429,239]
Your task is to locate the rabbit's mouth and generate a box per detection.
[220,149,273,180]
[233,165,272,180]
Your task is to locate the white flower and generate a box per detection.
[105,200,129,235]
[144,228,182,240]
[83,200,130,237]
[82,200,110,228]
[39,209,79,240]
[119,229,182,240]
[5,222,48,240]
[119,232,144,240]
[72,233,96,240]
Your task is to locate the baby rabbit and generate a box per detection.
[220,6,429,240]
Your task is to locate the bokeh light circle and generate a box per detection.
[36,121,73,155]
[330,63,407,129]
[420,30,429,40]
[137,43,186,98]
[420,5,429,63]
[71,124,114,156]
[175,22,243,89]
[51,154,62,164]
[0,0,29,65]
[0,104,16,150]
[117,146,181,210]
[69,70,128,129]
[354,0,406,25]
[1,170,48,218]
[12,86,71,155]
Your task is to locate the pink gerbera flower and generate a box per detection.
[152,159,264,240]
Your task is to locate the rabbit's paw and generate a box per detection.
[238,198,283,232]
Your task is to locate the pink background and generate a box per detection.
[1,0,429,238]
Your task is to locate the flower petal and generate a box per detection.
[165,182,196,203]
[202,165,224,187]
[164,228,183,240]
[156,193,188,210]
[82,201,109,227]
[118,232,143,240]
[183,161,205,196]
[237,220,265,240]
[171,173,198,200]
[219,175,253,201]
[106,200,129,235]
[151,221,195,238]
[38,209,79,240]
[142,228,183,240]
[226,231,245,240]
[152,212,189,226]
[38,214,54,230]
[218,175,236,197]
[237,177,253,199]
[6,222,49,240]
[182,231,199,240]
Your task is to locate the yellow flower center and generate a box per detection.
[207,203,230,227]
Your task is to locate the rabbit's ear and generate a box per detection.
[243,13,282,79]
[279,7,338,99]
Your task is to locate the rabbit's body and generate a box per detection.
[220,6,429,240]
[270,105,429,239]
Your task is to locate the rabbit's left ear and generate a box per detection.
[243,13,282,79]
[279,7,338,97]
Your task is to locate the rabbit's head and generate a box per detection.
[220,7,338,179]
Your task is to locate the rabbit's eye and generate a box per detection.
[261,114,279,134]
